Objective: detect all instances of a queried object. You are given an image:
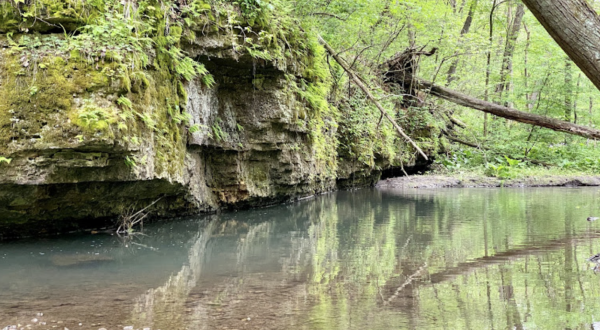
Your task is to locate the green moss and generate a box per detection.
[170,25,183,43]
[71,101,119,135]
[0,0,95,33]
[0,52,77,153]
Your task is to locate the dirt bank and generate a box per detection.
[376,174,600,189]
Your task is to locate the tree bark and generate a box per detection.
[573,73,581,124]
[521,0,600,92]
[412,78,600,140]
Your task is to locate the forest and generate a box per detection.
[290,0,600,179]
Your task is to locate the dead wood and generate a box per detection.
[318,35,429,160]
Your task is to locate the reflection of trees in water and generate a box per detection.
[128,220,216,329]
[416,245,600,329]
[298,194,406,329]
[292,189,600,329]
[409,189,600,329]
[127,218,279,329]
[237,222,271,268]
[128,189,600,329]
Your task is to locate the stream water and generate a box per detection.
[2,187,600,329]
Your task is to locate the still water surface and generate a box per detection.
[2,187,600,329]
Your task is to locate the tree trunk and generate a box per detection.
[521,0,600,92]
[573,73,581,124]
[411,78,600,140]
[448,0,457,12]
[483,0,497,136]
[564,59,573,122]
[407,22,416,48]
[495,3,525,102]
[446,0,478,86]
[523,23,539,112]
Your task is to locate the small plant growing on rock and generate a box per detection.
[212,119,229,142]
[189,124,201,133]
[124,156,137,168]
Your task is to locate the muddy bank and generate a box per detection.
[376,174,600,189]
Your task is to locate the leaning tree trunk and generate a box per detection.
[381,48,600,139]
[521,0,600,92]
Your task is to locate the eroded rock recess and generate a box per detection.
[0,0,439,237]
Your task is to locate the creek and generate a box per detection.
[2,187,600,329]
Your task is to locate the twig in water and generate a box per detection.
[117,197,164,235]
[384,262,428,305]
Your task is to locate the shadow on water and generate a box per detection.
[3,187,600,329]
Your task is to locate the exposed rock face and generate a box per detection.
[0,34,337,237]
[0,2,439,238]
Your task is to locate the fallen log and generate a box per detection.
[446,114,467,129]
[444,134,479,149]
[412,78,600,140]
[317,35,429,160]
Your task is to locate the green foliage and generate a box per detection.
[163,46,213,84]
[289,0,600,176]
[504,155,522,167]
[6,0,216,90]
[0,156,12,165]
[75,101,118,133]
[484,163,510,179]
[69,5,152,70]
[117,96,133,110]
[188,124,202,133]
[337,95,397,168]
[438,149,474,171]
[134,111,156,130]
[124,156,137,168]
[211,119,229,142]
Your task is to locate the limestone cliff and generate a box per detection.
[0,0,439,237]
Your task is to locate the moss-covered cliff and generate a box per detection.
[0,0,440,238]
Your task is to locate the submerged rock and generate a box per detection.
[50,254,114,267]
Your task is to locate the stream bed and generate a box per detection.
[2,187,600,329]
